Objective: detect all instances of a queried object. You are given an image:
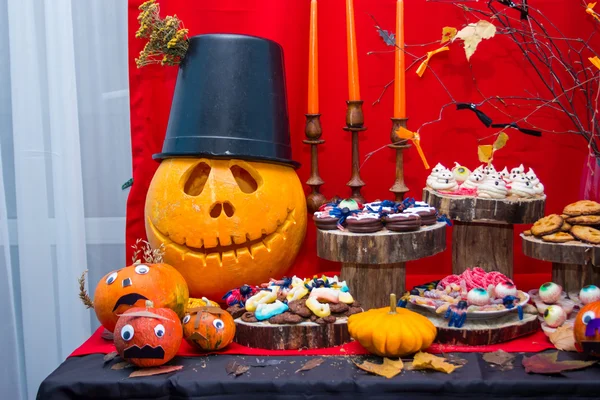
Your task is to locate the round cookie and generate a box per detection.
[541,232,575,243]
[560,221,572,232]
[346,213,383,233]
[566,215,600,226]
[403,206,437,226]
[531,214,563,237]
[570,225,600,244]
[384,213,422,232]
[313,212,340,230]
[563,200,600,216]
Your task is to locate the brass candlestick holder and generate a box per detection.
[303,114,327,213]
[344,100,366,204]
[389,117,410,201]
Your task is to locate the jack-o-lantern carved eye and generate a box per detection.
[230,165,258,194]
[183,162,211,196]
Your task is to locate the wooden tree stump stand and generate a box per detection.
[521,234,600,293]
[234,319,350,350]
[423,188,545,278]
[316,222,446,310]
[408,304,539,345]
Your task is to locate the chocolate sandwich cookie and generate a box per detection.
[313,211,339,230]
[346,213,383,233]
[403,206,437,226]
[384,213,422,232]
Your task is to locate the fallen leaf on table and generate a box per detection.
[252,358,285,367]
[549,326,577,352]
[482,350,515,371]
[522,352,596,375]
[101,329,114,341]
[454,20,497,60]
[478,145,494,163]
[441,26,457,44]
[354,358,404,379]
[412,352,459,374]
[111,361,134,370]
[226,361,250,377]
[295,358,324,373]
[103,351,118,363]
[444,354,468,366]
[129,365,183,378]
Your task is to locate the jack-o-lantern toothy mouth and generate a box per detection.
[147,209,296,264]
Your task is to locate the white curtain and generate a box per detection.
[1,0,131,398]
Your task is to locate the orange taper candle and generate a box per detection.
[308,0,319,114]
[346,0,361,101]
[393,0,406,118]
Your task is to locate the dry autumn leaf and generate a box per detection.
[101,329,114,341]
[454,20,496,60]
[441,27,457,44]
[354,358,404,379]
[129,365,183,378]
[226,361,250,377]
[482,350,515,371]
[522,352,596,375]
[111,361,134,370]
[412,352,459,374]
[295,358,324,373]
[549,326,577,352]
[378,28,396,47]
[493,132,509,150]
[103,351,118,363]
[478,145,494,163]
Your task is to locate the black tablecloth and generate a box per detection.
[38,352,600,400]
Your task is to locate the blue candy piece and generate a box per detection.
[445,307,452,319]
[457,312,467,328]
[517,305,523,321]
[255,301,289,321]
[398,299,408,308]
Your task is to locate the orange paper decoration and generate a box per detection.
[395,126,430,169]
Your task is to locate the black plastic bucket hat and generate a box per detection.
[154,34,299,168]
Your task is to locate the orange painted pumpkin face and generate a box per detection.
[114,305,183,367]
[145,158,307,299]
[94,263,189,332]
[182,307,236,351]
[574,301,600,356]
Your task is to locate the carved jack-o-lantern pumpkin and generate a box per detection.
[94,263,189,332]
[183,307,236,351]
[574,300,600,357]
[145,158,307,299]
[114,302,183,367]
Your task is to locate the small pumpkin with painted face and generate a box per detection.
[94,263,189,332]
[145,158,306,300]
[114,301,183,367]
[182,306,236,351]
[574,300,600,357]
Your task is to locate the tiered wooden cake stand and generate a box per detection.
[521,235,600,292]
[423,188,545,277]
[316,222,447,310]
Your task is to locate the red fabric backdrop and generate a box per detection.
[126,0,591,288]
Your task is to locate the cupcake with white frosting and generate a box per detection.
[483,164,497,176]
[499,167,510,181]
[509,164,525,182]
[460,171,485,189]
[426,163,448,189]
[477,177,508,199]
[430,170,459,192]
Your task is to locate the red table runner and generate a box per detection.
[70,327,555,358]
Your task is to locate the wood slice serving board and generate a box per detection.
[408,305,539,346]
[234,319,350,350]
[422,188,545,224]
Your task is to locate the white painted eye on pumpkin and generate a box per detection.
[121,324,134,341]
[213,319,225,329]
[106,272,118,285]
[582,311,596,325]
[154,324,165,338]
[183,315,191,324]
[134,264,150,275]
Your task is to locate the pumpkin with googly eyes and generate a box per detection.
[574,301,600,357]
[182,307,236,351]
[93,263,189,333]
[113,301,183,367]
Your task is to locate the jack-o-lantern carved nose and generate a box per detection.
[210,201,235,218]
